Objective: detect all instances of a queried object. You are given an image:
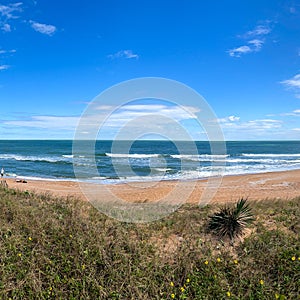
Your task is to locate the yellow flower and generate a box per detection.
[233,259,238,264]
[180,287,185,293]
[170,281,174,287]
[17,253,22,257]
[186,278,190,283]
[82,264,86,270]
[226,291,231,297]
[28,237,32,241]
[69,234,73,238]
[217,257,221,263]
[291,256,296,261]
[275,294,279,299]
[49,287,52,291]
[204,260,209,265]
[259,279,264,285]
[298,257,300,261]
[171,294,175,299]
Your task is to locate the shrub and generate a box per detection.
[208,198,254,241]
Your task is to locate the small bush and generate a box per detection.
[208,198,254,241]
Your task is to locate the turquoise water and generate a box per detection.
[0,140,300,183]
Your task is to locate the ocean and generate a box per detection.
[0,140,300,183]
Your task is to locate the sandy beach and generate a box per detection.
[3,169,300,205]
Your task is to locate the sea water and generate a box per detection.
[0,140,300,183]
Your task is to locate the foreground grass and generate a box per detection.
[0,187,299,299]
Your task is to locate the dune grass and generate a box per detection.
[0,186,299,299]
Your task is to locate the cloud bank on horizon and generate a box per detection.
[0,0,300,140]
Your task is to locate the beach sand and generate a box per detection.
[4,169,300,205]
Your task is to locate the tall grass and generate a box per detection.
[0,186,299,299]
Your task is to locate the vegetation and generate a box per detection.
[0,186,299,299]
[208,198,254,242]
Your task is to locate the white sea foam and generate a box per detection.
[241,153,300,158]
[2,148,300,184]
[0,154,72,163]
[154,168,173,172]
[170,154,229,162]
[224,158,300,164]
[62,154,74,158]
[5,173,17,177]
[14,175,78,182]
[105,153,160,158]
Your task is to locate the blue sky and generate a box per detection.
[0,0,300,140]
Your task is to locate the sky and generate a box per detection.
[0,0,300,140]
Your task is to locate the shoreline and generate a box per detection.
[2,168,300,204]
[6,165,300,184]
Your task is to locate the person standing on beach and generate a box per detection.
[1,167,4,178]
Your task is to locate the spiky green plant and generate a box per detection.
[208,198,254,241]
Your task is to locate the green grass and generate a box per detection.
[0,186,299,299]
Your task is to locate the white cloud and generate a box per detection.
[281,74,300,89]
[211,116,286,140]
[0,65,10,70]
[218,117,282,130]
[281,74,300,99]
[245,119,282,129]
[92,104,200,131]
[96,105,115,111]
[108,50,139,60]
[30,20,56,35]
[228,22,271,57]
[3,104,199,130]
[0,2,22,19]
[273,109,300,117]
[0,2,22,32]
[0,3,57,37]
[245,25,271,37]
[284,109,300,116]
[0,50,15,70]
[248,39,264,51]
[228,115,240,122]
[228,39,265,57]
[292,128,300,131]
[217,115,240,122]
[2,104,201,140]
[0,49,16,54]
[91,104,202,140]
[216,115,282,131]
[5,116,79,129]
[1,23,11,32]
[228,45,252,57]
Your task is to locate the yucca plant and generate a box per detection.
[208,198,254,241]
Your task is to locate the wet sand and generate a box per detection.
[3,169,300,205]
